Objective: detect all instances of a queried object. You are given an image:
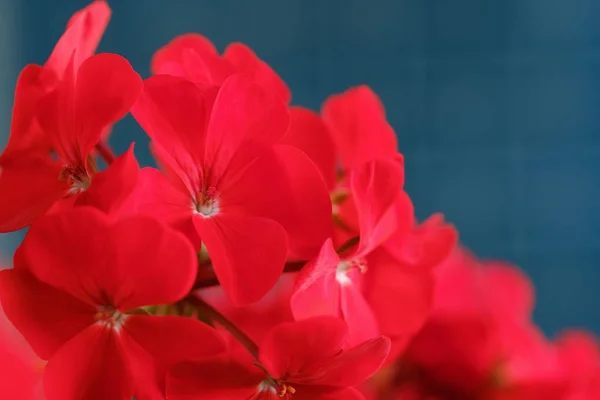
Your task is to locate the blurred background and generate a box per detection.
[0,0,598,336]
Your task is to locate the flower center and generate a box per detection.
[194,186,220,217]
[59,164,91,195]
[257,379,296,398]
[94,306,127,332]
[276,383,296,397]
[336,257,368,285]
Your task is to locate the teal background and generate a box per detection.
[0,0,598,335]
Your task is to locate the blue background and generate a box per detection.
[0,0,598,336]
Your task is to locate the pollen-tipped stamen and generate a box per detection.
[336,257,368,285]
[94,306,127,332]
[59,164,91,195]
[194,186,220,217]
[277,383,296,397]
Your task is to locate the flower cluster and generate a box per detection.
[0,2,597,399]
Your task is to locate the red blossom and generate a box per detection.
[152,33,291,103]
[168,317,390,399]
[289,85,455,353]
[126,73,331,304]
[0,53,142,232]
[0,208,225,399]
[370,248,578,400]
[0,4,595,400]
[0,0,110,163]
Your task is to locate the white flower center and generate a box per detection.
[335,258,368,286]
[257,380,277,394]
[94,307,127,332]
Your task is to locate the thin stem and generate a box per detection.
[95,141,115,165]
[185,294,260,359]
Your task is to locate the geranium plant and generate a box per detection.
[0,2,597,399]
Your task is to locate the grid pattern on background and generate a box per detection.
[0,0,598,336]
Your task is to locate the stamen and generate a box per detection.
[257,380,277,394]
[94,306,127,332]
[277,383,296,397]
[194,186,220,217]
[59,164,91,195]
[335,258,368,285]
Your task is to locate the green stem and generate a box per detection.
[185,294,260,359]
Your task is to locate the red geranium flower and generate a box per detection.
[0,53,142,232]
[126,73,331,304]
[377,248,570,400]
[168,316,391,399]
[288,85,456,353]
[0,0,110,162]
[0,208,226,400]
[291,157,407,345]
[321,85,399,171]
[151,33,290,103]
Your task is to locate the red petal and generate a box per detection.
[15,207,196,310]
[205,74,289,184]
[124,315,225,366]
[167,356,260,400]
[75,144,140,214]
[121,315,226,398]
[432,248,488,315]
[116,167,192,221]
[379,190,416,253]
[115,167,200,248]
[0,338,40,399]
[482,262,534,322]
[350,158,405,258]
[501,324,565,383]
[364,249,434,339]
[322,85,398,170]
[46,0,111,79]
[36,56,78,164]
[14,207,112,305]
[43,325,133,400]
[388,213,458,270]
[0,157,67,232]
[219,144,332,260]
[290,239,341,323]
[73,53,142,160]
[131,75,217,193]
[151,33,219,77]
[407,316,498,392]
[224,43,291,103]
[178,46,235,86]
[281,107,337,190]
[556,330,599,376]
[292,386,365,400]
[38,54,142,166]
[259,316,349,380]
[106,216,197,310]
[340,279,380,345]
[0,269,95,360]
[302,336,391,387]
[200,274,296,345]
[194,214,287,305]
[0,64,51,163]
